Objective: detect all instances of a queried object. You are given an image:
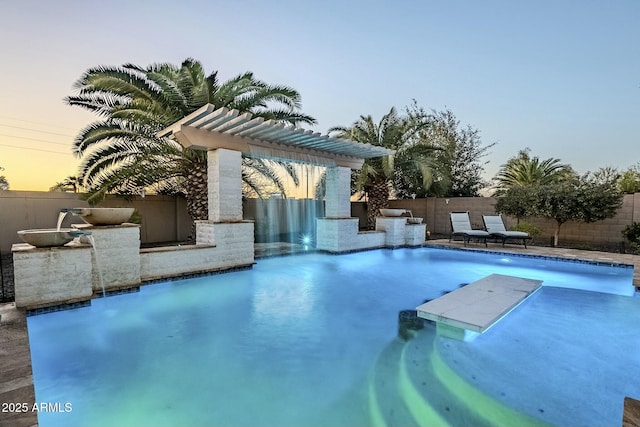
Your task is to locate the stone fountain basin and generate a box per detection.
[17,229,81,248]
[74,208,135,225]
[380,208,407,217]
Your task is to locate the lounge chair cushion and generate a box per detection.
[449,212,490,247]
[482,215,532,247]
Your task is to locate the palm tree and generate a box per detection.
[494,149,574,191]
[329,108,437,228]
[65,58,315,223]
[50,176,80,193]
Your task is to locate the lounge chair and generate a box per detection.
[482,214,532,248]
[449,211,490,247]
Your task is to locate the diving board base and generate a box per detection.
[416,274,543,341]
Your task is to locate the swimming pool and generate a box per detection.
[27,247,639,426]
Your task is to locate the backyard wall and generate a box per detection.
[0,191,192,253]
[2,192,639,253]
[386,193,640,247]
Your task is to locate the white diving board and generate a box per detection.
[416,274,542,340]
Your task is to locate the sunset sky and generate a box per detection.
[1,0,638,191]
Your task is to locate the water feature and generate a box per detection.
[17,210,92,248]
[27,248,637,427]
[252,164,325,249]
[59,207,134,226]
[85,235,106,297]
[17,229,82,247]
[56,211,68,231]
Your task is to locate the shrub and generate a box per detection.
[622,222,640,254]
[511,222,542,238]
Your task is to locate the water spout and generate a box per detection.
[60,208,85,215]
[85,235,106,298]
[57,209,86,231]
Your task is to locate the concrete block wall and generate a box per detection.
[389,194,638,246]
[83,225,141,292]
[12,245,93,308]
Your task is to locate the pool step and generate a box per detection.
[369,339,424,427]
[399,325,491,427]
[369,322,550,427]
[399,324,495,427]
[402,327,551,427]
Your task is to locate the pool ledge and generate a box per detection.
[416,274,543,340]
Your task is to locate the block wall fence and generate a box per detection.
[385,193,640,246]
[2,191,639,253]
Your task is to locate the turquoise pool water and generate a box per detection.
[27,248,639,426]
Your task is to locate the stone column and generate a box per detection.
[208,149,243,222]
[325,166,351,218]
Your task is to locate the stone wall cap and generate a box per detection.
[71,223,140,229]
[12,242,91,252]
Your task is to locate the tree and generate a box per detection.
[50,176,81,193]
[0,166,8,190]
[329,107,437,228]
[65,58,315,222]
[617,163,640,194]
[397,104,494,197]
[496,173,623,246]
[494,185,539,223]
[494,149,575,192]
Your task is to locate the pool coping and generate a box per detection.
[1,241,637,426]
[425,240,640,288]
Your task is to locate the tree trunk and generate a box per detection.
[553,221,562,247]
[185,161,208,241]
[367,180,390,229]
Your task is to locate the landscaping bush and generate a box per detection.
[622,222,640,254]
[511,222,542,239]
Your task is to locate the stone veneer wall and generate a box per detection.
[208,150,242,222]
[12,245,93,308]
[140,221,254,281]
[12,221,254,308]
[325,167,351,217]
[375,217,410,247]
[85,225,141,292]
[316,218,385,252]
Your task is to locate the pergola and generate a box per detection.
[158,104,393,169]
[159,104,402,254]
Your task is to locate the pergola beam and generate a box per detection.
[159,104,393,169]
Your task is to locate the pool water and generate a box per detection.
[27,248,639,427]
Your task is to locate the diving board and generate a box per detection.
[416,274,542,340]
